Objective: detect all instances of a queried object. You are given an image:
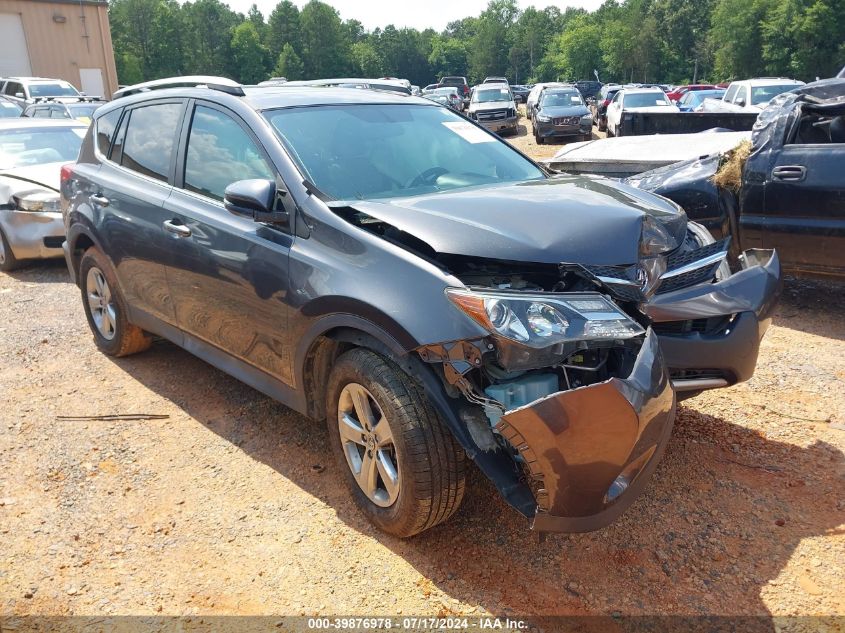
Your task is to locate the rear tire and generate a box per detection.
[326,348,465,537]
[0,227,21,272]
[79,247,152,357]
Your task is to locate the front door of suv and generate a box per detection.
[162,101,296,384]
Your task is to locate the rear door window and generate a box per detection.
[120,102,183,182]
[183,104,274,201]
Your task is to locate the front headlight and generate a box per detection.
[536,114,552,122]
[13,191,61,213]
[581,114,593,123]
[446,289,645,349]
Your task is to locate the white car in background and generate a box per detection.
[699,78,805,113]
[0,119,86,270]
[0,77,83,107]
[605,87,680,137]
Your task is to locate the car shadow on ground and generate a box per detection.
[108,335,844,620]
[774,276,845,341]
[4,259,70,284]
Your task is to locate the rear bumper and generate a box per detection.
[0,210,65,260]
[648,249,782,390]
[495,329,676,532]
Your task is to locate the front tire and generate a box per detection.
[0,227,21,272]
[326,348,465,537]
[79,247,152,357]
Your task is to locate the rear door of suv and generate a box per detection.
[161,100,296,385]
[81,99,186,334]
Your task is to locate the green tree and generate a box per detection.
[109,0,185,80]
[541,13,602,81]
[182,0,240,76]
[428,36,469,79]
[230,21,268,83]
[267,0,300,60]
[274,42,304,79]
[469,0,519,83]
[351,41,383,77]
[710,0,775,80]
[299,0,351,78]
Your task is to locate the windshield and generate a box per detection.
[751,85,798,105]
[624,93,671,108]
[264,104,544,201]
[0,127,85,169]
[473,88,511,103]
[28,83,80,98]
[541,92,583,107]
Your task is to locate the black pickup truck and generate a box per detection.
[627,79,845,279]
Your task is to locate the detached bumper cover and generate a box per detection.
[494,330,675,532]
[648,248,782,386]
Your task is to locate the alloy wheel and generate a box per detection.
[337,382,400,507]
[86,266,117,340]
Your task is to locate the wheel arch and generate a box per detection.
[296,312,416,421]
[65,220,104,286]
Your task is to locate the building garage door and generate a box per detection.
[0,14,32,76]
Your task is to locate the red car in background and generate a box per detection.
[666,84,717,103]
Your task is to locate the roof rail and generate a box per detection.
[112,76,244,100]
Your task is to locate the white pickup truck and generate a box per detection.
[699,78,804,113]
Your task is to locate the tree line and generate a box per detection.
[109,0,845,88]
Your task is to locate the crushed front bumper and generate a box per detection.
[0,209,65,260]
[494,330,675,532]
[648,249,782,391]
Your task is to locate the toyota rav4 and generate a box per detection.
[61,78,781,537]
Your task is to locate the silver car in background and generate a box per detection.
[0,119,86,270]
[467,85,518,135]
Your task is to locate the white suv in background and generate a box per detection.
[0,77,83,106]
[700,78,804,113]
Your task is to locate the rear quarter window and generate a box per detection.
[95,108,123,157]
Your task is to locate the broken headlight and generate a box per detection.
[13,191,61,213]
[446,289,645,349]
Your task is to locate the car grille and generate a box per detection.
[656,237,730,295]
[578,236,729,302]
[553,116,580,125]
[477,108,513,121]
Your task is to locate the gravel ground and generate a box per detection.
[1,116,844,620]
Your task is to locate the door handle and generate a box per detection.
[89,194,110,207]
[163,219,192,238]
[772,165,807,181]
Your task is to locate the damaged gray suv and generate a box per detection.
[61,80,781,537]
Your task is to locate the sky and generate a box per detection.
[225,0,606,31]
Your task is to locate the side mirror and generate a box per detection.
[735,98,746,107]
[224,179,289,224]
[15,92,24,98]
